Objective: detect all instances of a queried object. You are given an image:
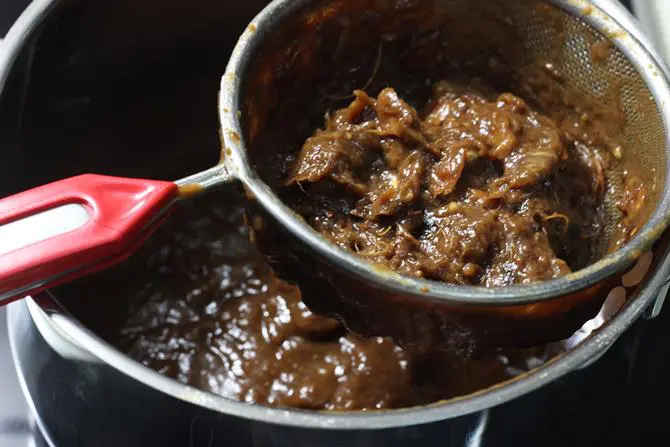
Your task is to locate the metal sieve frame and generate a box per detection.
[218,0,670,306]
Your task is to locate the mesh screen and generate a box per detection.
[504,0,666,256]
[245,0,668,259]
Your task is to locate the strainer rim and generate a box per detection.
[219,0,670,306]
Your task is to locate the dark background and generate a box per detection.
[0,1,634,50]
[0,0,27,35]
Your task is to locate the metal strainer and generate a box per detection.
[216,0,670,354]
[1,0,669,355]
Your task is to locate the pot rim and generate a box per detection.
[3,0,669,431]
[218,0,670,306]
[24,249,666,430]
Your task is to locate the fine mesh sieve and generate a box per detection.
[216,0,670,354]
[508,0,666,259]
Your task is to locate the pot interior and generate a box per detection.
[0,0,663,413]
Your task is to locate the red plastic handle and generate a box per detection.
[0,174,179,305]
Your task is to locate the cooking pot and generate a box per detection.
[2,0,670,446]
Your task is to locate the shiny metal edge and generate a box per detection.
[0,0,54,94]
[218,0,670,305]
[631,0,670,66]
[25,298,100,363]
[24,242,669,430]
[630,0,670,320]
[3,0,669,431]
[7,302,57,447]
[645,281,669,319]
[175,164,235,194]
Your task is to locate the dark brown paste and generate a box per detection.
[284,82,625,286]
[65,194,561,411]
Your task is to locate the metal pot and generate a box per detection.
[2,0,670,445]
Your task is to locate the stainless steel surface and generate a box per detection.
[26,297,99,363]
[632,0,670,65]
[2,0,670,445]
[24,219,670,430]
[174,164,232,192]
[0,306,44,447]
[645,281,670,319]
[8,299,494,446]
[218,0,670,306]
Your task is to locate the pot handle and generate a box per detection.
[0,174,180,306]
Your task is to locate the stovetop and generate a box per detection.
[2,1,670,446]
[0,307,46,446]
